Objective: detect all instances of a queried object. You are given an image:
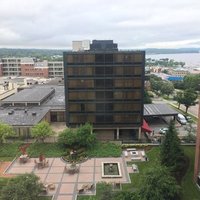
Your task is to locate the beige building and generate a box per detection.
[72,40,90,51]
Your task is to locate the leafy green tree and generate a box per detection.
[174,91,184,109]
[144,90,152,104]
[0,173,43,200]
[58,128,77,147]
[181,89,198,113]
[76,123,96,148]
[58,123,96,149]
[112,191,140,200]
[0,122,15,143]
[97,182,113,200]
[160,81,174,96]
[160,121,185,179]
[31,121,54,142]
[139,165,181,200]
[183,74,200,90]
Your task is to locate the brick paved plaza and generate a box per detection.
[5,157,131,200]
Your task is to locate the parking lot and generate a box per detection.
[145,116,197,139]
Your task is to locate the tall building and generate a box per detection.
[90,40,118,51]
[64,40,145,141]
[194,99,200,185]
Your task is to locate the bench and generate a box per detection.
[131,157,141,161]
[127,148,136,151]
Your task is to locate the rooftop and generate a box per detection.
[0,107,49,126]
[144,103,178,117]
[2,87,55,104]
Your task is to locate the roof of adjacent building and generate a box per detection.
[0,107,49,126]
[0,85,65,126]
[144,103,178,117]
[2,87,55,104]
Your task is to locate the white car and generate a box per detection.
[177,114,187,125]
[159,128,169,134]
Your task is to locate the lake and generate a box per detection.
[146,53,200,68]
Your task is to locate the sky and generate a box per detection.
[0,0,200,49]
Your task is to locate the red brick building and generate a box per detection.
[20,58,49,78]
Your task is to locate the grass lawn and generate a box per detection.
[181,146,200,200]
[123,147,160,190]
[78,146,200,200]
[27,143,65,157]
[0,142,22,159]
[86,142,122,158]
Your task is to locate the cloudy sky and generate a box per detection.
[0,0,200,49]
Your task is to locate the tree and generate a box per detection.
[144,90,152,104]
[31,121,54,142]
[0,122,15,143]
[160,81,174,96]
[160,121,185,179]
[174,91,184,109]
[183,74,200,90]
[76,123,96,148]
[0,173,43,200]
[58,123,96,149]
[58,128,78,147]
[139,166,181,200]
[181,89,198,113]
[112,191,139,200]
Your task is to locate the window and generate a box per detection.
[105,79,113,88]
[81,104,85,112]
[95,67,104,76]
[95,79,104,88]
[105,54,113,64]
[95,54,104,64]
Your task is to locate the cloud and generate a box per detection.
[0,0,199,49]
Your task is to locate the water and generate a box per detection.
[146,53,200,68]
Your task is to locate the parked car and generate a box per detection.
[159,127,169,134]
[176,114,187,125]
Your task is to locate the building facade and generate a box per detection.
[48,61,64,78]
[0,58,64,78]
[21,59,49,78]
[64,42,145,140]
[194,99,200,185]
[1,58,21,76]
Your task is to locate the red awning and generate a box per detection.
[141,119,152,133]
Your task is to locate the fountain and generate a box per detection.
[102,162,122,178]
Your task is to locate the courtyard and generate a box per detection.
[4,156,131,200]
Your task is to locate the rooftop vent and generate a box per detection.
[32,112,37,116]
[24,109,28,113]
[8,110,14,115]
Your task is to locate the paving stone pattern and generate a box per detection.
[5,157,130,200]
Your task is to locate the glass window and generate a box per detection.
[95,67,104,76]
[105,67,113,75]
[105,91,113,99]
[95,79,104,88]
[105,79,113,88]
[96,91,104,99]
[96,103,104,112]
[95,54,104,64]
[105,54,113,64]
